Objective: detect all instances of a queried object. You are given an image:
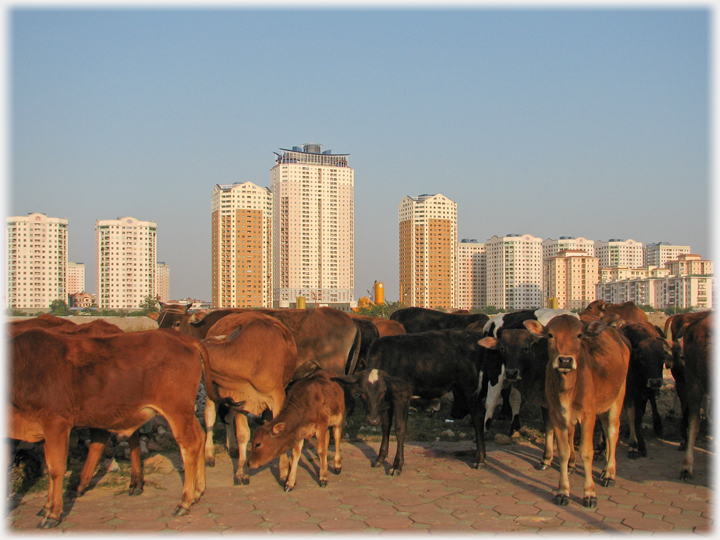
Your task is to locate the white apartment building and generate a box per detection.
[95,217,157,310]
[542,236,595,259]
[457,239,485,310]
[67,261,85,297]
[398,194,458,309]
[544,250,599,310]
[270,144,354,308]
[667,253,713,276]
[156,262,170,303]
[6,212,68,309]
[486,234,543,310]
[211,182,273,308]
[597,274,713,310]
[594,239,644,268]
[645,242,691,268]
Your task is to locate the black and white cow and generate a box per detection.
[481,308,579,433]
[335,329,503,475]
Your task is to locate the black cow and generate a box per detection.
[477,328,559,470]
[390,307,489,334]
[619,322,674,458]
[336,329,503,475]
[481,308,579,432]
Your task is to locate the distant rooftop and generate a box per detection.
[274,143,349,167]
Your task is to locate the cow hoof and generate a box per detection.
[129,484,144,496]
[172,505,190,517]
[319,480,328,487]
[472,461,486,470]
[389,468,402,476]
[628,450,639,459]
[583,497,598,508]
[372,460,383,468]
[334,467,342,475]
[37,517,60,529]
[553,494,570,506]
[602,478,615,488]
[234,475,250,486]
[535,462,550,471]
[205,457,215,468]
[36,507,49,517]
[283,484,294,493]
[680,470,693,482]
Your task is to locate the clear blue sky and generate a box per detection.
[9,7,710,302]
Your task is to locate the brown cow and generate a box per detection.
[10,328,241,527]
[247,370,345,491]
[152,303,361,379]
[579,300,648,324]
[200,312,297,485]
[525,315,629,508]
[8,313,76,336]
[676,313,712,480]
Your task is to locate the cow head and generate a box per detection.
[477,329,544,383]
[525,315,607,375]
[334,369,389,426]
[155,303,191,331]
[634,337,673,394]
[247,421,291,469]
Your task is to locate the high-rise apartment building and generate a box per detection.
[398,194,457,309]
[544,250,599,310]
[66,261,85,297]
[95,216,157,310]
[211,182,273,308]
[6,212,68,309]
[645,242,691,268]
[486,234,543,310]
[270,144,354,308]
[542,237,595,259]
[457,239,485,310]
[594,239,644,268]
[156,262,170,303]
[666,253,713,277]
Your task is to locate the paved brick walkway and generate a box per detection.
[6,436,713,534]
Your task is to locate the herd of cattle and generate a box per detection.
[7,299,712,528]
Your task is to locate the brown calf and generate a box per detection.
[200,312,297,485]
[247,370,345,491]
[525,315,629,508]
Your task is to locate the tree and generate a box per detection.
[139,295,159,315]
[354,301,406,319]
[49,299,70,316]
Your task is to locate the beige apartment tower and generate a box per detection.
[457,239,486,310]
[66,261,85,297]
[270,144,354,308]
[544,250,599,310]
[399,194,457,309]
[211,182,273,308]
[95,217,157,310]
[6,212,68,309]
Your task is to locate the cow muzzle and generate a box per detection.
[552,356,577,373]
[647,378,663,396]
[366,414,381,427]
[505,369,521,382]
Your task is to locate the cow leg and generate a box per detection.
[127,430,144,496]
[507,385,522,435]
[226,413,239,459]
[332,424,343,474]
[316,426,330,487]
[626,401,639,458]
[649,391,663,437]
[553,426,572,506]
[537,406,554,470]
[579,417,598,508]
[484,367,504,431]
[373,401,393,469]
[498,386,512,420]
[166,415,204,516]
[204,397,217,467]
[38,424,71,528]
[390,396,409,476]
[599,398,623,488]
[681,390,704,480]
[630,394,649,458]
[468,394,487,469]
[233,414,251,486]
[76,428,110,496]
[284,440,304,492]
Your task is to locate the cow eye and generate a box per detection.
[254,442,261,448]
[547,333,553,339]
[578,334,583,339]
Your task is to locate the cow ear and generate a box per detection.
[477,336,498,349]
[585,320,607,337]
[270,422,286,437]
[332,374,360,386]
[524,319,544,336]
[159,301,167,310]
[146,312,159,321]
[189,310,208,325]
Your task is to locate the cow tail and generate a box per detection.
[345,323,362,375]
[193,341,247,419]
[663,315,675,339]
